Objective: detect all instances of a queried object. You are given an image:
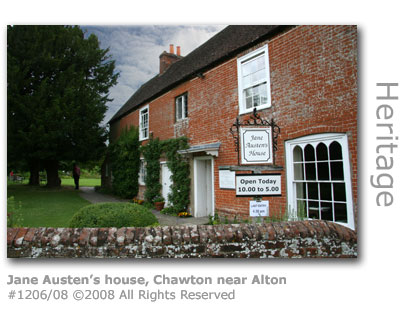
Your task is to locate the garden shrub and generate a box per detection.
[69,202,158,228]
[7,196,23,227]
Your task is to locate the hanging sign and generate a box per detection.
[249,200,269,217]
[240,127,273,164]
[236,174,281,197]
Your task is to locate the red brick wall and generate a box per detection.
[110,25,358,227]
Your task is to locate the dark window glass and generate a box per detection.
[330,141,343,160]
[304,144,315,161]
[316,143,328,161]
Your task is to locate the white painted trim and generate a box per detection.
[138,158,146,186]
[175,93,188,121]
[160,162,172,207]
[237,44,272,115]
[193,156,215,218]
[285,133,355,230]
[139,104,149,141]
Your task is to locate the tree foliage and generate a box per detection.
[7,25,119,186]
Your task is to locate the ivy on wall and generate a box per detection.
[109,126,141,199]
[162,137,190,214]
[141,136,162,204]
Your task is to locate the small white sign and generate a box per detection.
[236,174,281,196]
[250,200,269,217]
[240,127,273,164]
[219,170,235,189]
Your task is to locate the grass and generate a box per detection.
[60,178,101,187]
[8,178,101,187]
[7,184,91,227]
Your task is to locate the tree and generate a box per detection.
[7,25,119,186]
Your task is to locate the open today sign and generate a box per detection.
[236,174,281,197]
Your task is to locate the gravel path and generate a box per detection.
[78,187,208,226]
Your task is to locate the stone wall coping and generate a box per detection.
[7,220,357,249]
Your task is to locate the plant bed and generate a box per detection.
[177,212,192,218]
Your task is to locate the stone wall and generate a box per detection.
[7,221,357,258]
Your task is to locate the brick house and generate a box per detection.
[105,25,358,230]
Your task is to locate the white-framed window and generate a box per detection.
[139,158,146,186]
[175,93,188,121]
[139,105,149,140]
[237,45,271,115]
[285,133,355,230]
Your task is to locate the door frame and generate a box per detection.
[193,156,215,217]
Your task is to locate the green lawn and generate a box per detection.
[7,185,91,227]
[61,178,101,187]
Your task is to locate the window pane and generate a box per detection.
[295,182,306,199]
[330,141,343,160]
[243,75,251,88]
[317,162,330,180]
[258,83,267,101]
[334,203,348,222]
[307,182,318,200]
[294,163,304,180]
[245,96,252,109]
[184,95,188,118]
[242,62,252,76]
[256,55,265,70]
[330,161,344,180]
[293,146,303,162]
[304,144,315,161]
[305,163,316,180]
[177,101,182,120]
[253,94,260,107]
[320,183,332,201]
[308,201,320,219]
[320,203,333,221]
[252,69,265,83]
[316,143,328,160]
[333,183,346,201]
[296,200,307,219]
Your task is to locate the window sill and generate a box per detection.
[175,117,189,123]
[239,104,272,116]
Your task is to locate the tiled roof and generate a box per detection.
[109,25,291,124]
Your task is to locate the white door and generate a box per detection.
[194,157,214,217]
[161,163,172,207]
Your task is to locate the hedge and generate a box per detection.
[69,202,158,228]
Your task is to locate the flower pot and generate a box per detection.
[154,201,165,211]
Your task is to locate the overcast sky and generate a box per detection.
[81,25,226,124]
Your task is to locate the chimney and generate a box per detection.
[159,44,182,75]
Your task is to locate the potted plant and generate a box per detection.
[153,195,165,211]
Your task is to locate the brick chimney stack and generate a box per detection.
[159,44,182,75]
